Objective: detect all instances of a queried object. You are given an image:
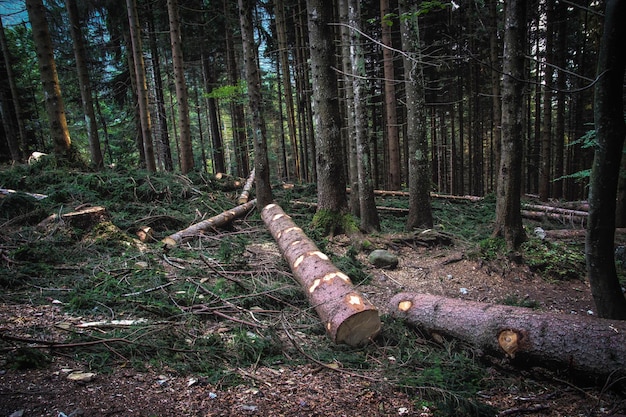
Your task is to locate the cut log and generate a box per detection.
[162,199,256,249]
[292,200,409,214]
[346,188,483,202]
[522,203,588,218]
[214,172,243,191]
[0,187,48,200]
[544,228,626,239]
[261,203,381,346]
[390,292,626,378]
[238,168,255,204]
[37,206,110,231]
[522,210,587,225]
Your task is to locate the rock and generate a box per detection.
[368,249,399,269]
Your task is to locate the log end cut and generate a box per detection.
[334,309,381,346]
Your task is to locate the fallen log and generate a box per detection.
[544,228,626,239]
[522,210,586,225]
[292,200,409,214]
[37,206,110,231]
[390,292,626,378]
[261,203,380,346]
[162,199,256,249]
[522,203,588,218]
[0,187,48,200]
[238,168,255,204]
[214,172,243,191]
[346,188,484,202]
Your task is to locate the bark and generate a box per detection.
[521,210,586,226]
[489,0,501,190]
[238,0,273,208]
[538,0,554,200]
[261,203,380,346]
[399,0,433,230]
[493,0,526,250]
[26,0,72,158]
[307,0,348,216]
[202,54,225,175]
[162,199,256,249]
[126,0,156,171]
[168,0,194,174]
[0,17,24,162]
[380,0,401,191]
[37,206,110,231]
[390,293,626,378]
[522,203,588,218]
[66,0,103,169]
[586,0,626,319]
[348,0,379,233]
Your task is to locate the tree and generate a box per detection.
[65,0,103,169]
[348,0,379,232]
[380,0,401,191]
[586,0,626,320]
[307,0,349,233]
[399,1,433,230]
[238,0,273,208]
[25,0,72,158]
[167,0,193,174]
[0,17,25,162]
[126,0,156,171]
[493,0,526,250]
[538,0,554,201]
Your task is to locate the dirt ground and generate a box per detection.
[1,236,625,417]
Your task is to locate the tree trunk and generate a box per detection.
[126,0,156,172]
[26,0,72,158]
[399,0,433,230]
[493,0,526,250]
[262,203,380,346]
[489,0,501,193]
[348,0,380,233]
[238,0,273,208]
[380,0,401,191]
[66,0,103,169]
[162,199,256,249]
[538,0,554,201]
[238,168,255,204]
[168,0,194,174]
[586,0,626,319]
[307,0,349,222]
[0,17,25,162]
[391,293,626,378]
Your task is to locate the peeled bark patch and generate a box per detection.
[261,203,380,346]
[390,292,626,377]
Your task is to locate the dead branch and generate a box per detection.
[238,168,255,204]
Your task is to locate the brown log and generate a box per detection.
[237,167,255,204]
[522,210,587,225]
[292,200,408,214]
[0,187,47,200]
[162,199,256,249]
[522,203,588,217]
[261,203,381,346]
[214,172,243,190]
[37,206,109,231]
[390,292,626,377]
[346,188,483,202]
[544,228,626,239]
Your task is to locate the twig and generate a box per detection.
[123,282,174,297]
[199,254,248,290]
[498,404,550,416]
[0,331,133,349]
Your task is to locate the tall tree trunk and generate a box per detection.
[275,0,300,181]
[147,1,173,172]
[66,0,103,169]
[0,17,24,162]
[224,0,249,177]
[238,0,273,208]
[380,0,401,190]
[493,0,526,250]
[552,0,567,200]
[348,0,380,233]
[126,0,156,171]
[25,0,72,159]
[202,54,226,175]
[167,0,194,174]
[538,0,554,201]
[307,0,349,230]
[586,0,626,320]
[399,0,433,230]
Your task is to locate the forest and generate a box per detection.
[1,0,626,416]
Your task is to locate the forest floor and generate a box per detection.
[0,166,625,417]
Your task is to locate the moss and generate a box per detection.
[311,209,358,236]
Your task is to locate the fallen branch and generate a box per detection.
[346,188,484,202]
[0,187,48,200]
[162,199,256,249]
[261,203,380,346]
[238,168,255,204]
[521,210,586,226]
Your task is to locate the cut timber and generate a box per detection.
[522,203,588,218]
[522,210,586,225]
[238,168,255,204]
[346,188,483,202]
[37,206,109,231]
[544,228,626,239]
[162,199,256,249]
[390,293,626,378]
[214,172,242,191]
[261,203,381,346]
[0,187,48,200]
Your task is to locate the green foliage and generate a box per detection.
[476,237,507,261]
[521,239,586,281]
[500,295,540,309]
[7,348,51,370]
[331,245,371,285]
[311,209,358,237]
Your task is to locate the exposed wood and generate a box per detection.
[214,172,242,190]
[261,203,380,346]
[37,206,110,231]
[238,168,255,204]
[292,200,409,214]
[162,199,256,249]
[390,292,626,378]
[544,228,626,239]
[346,188,484,202]
[523,203,588,218]
[135,226,155,242]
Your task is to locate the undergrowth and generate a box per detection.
[0,166,594,416]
